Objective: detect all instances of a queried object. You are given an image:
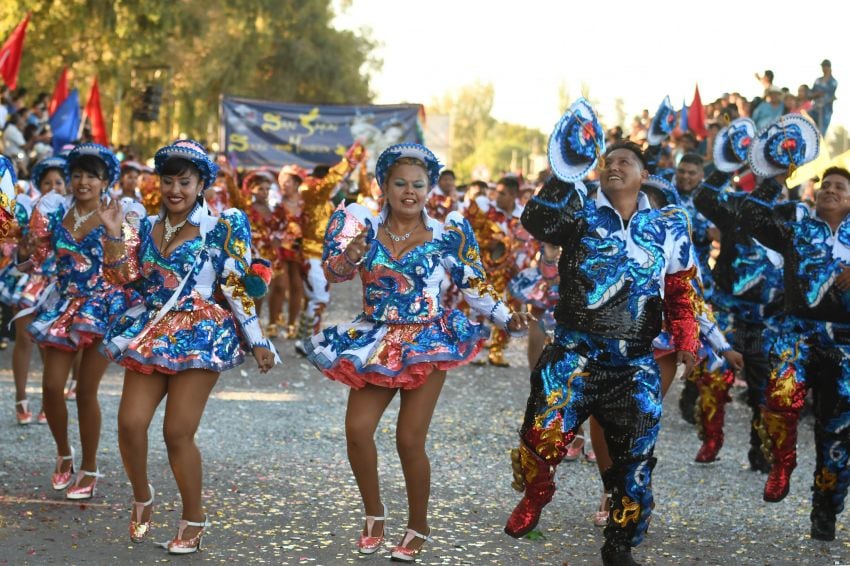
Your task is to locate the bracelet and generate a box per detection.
[104,232,124,242]
[344,251,364,266]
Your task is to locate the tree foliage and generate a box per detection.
[1,0,377,154]
[430,81,544,181]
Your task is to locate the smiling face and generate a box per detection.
[383,162,429,219]
[70,168,107,205]
[160,170,203,217]
[251,179,271,205]
[600,148,647,195]
[675,161,703,193]
[40,169,66,195]
[815,173,850,220]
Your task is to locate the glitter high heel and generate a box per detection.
[129,484,155,543]
[357,504,387,555]
[66,469,104,500]
[390,528,433,563]
[15,399,32,425]
[51,447,75,490]
[167,517,210,554]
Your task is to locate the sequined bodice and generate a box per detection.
[52,221,109,297]
[136,230,204,310]
[361,238,445,323]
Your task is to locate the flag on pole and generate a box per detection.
[0,13,31,90]
[687,84,708,139]
[84,77,109,146]
[49,88,81,153]
[48,66,69,116]
[679,98,689,134]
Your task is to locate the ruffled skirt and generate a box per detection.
[102,298,245,375]
[29,289,132,351]
[306,309,488,390]
[0,263,27,307]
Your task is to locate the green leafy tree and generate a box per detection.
[1,1,377,155]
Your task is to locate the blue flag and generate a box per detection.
[679,98,689,133]
[49,88,81,153]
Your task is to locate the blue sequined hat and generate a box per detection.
[641,174,680,208]
[748,115,819,178]
[154,139,219,190]
[647,96,677,146]
[66,143,121,186]
[548,98,605,183]
[30,156,68,189]
[375,143,441,188]
[713,118,756,173]
[0,155,18,220]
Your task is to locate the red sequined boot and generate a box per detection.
[694,369,733,463]
[505,427,568,538]
[761,409,798,502]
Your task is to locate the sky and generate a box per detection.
[333,0,846,139]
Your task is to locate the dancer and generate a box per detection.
[277,164,308,339]
[16,143,142,499]
[505,100,699,566]
[740,116,849,541]
[293,144,366,356]
[2,156,67,425]
[97,139,278,554]
[305,143,531,562]
[694,117,786,472]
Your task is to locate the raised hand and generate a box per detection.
[98,197,123,238]
[344,228,369,265]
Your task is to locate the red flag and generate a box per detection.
[687,84,708,139]
[84,76,109,146]
[48,66,69,116]
[0,13,31,90]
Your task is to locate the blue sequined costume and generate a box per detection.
[25,193,139,351]
[305,203,513,390]
[101,204,276,374]
[741,176,850,514]
[505,176,700,553]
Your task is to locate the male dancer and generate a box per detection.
[505,130,699,564]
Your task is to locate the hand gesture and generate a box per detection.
[722,349,745,372]
[835,266,850,291]
[253,346,276,373]
[98,197,123,238]
[508,310,537,332]
[344,228,369,264]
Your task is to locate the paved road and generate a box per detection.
[0,279,848,564]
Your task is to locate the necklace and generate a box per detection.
[384,223,413,242]
[72,206,97,231]
[163,215,188,245]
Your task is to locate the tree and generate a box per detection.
[827,125,850,157]
[1,1,377,155]
[431,81,497,173]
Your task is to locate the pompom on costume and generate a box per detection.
[305,144,515,390]
[100,140,278,374]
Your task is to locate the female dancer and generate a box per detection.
[244,170,287,335]
[16,144,142,498]
[276,165,306,339]
[3,156,67,424]
[305,143,532,562]
[97,139,277,554]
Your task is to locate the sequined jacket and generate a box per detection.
[322,203,513,328]
[24,193,143,299]
[694,171,790,322]
[300,154,362,260]
[102,205,273,349]
[464,196,536,276]
[522,177,700,354]
[741,178,850,323]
